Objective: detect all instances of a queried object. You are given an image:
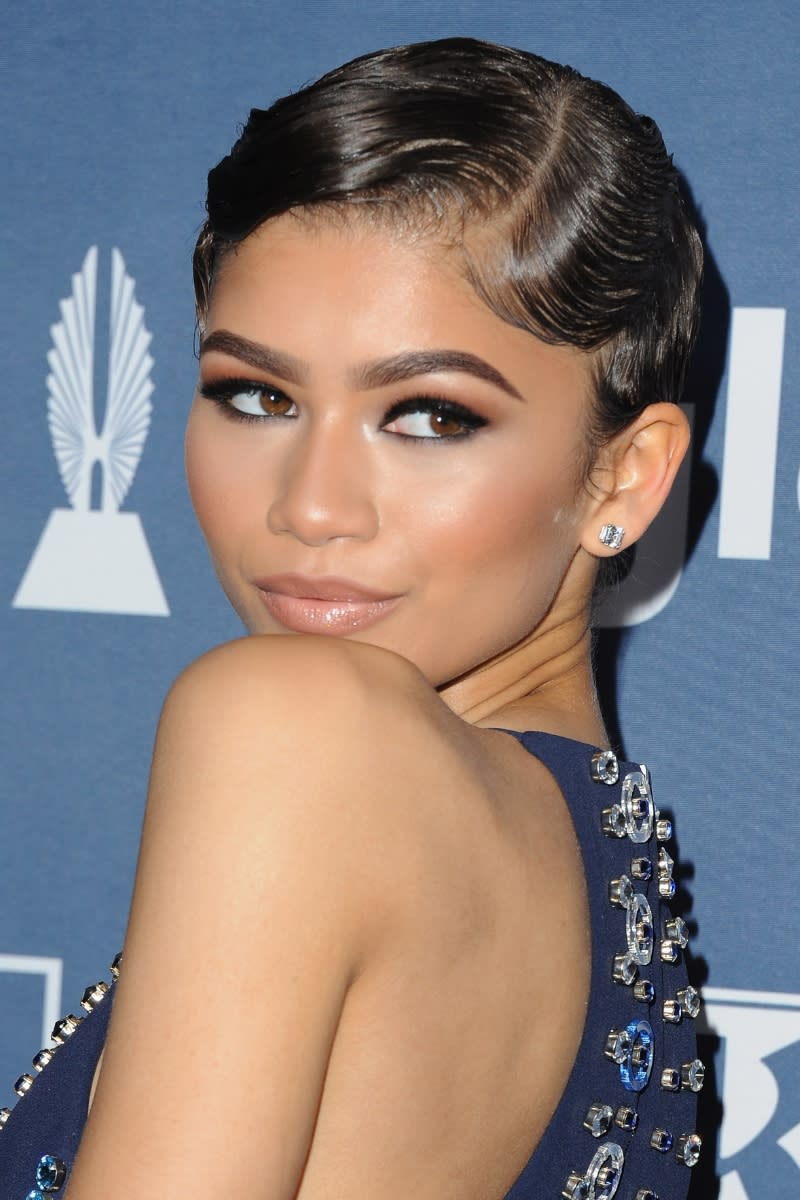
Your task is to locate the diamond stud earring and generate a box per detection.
[599,523,625,550]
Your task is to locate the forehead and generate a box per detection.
[207,212,594,399]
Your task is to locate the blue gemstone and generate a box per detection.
[35,1154,67,1191]
[25,1191,44,1200]
[618,1018,654,1092]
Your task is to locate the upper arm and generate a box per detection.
[68,636,421,1200]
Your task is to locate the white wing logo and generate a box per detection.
[13,247,168,616]
[48,246,154,514]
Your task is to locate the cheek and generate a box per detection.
[184,407,249,553]
[402,452,580,580]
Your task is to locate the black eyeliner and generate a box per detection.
[382,395,488,432]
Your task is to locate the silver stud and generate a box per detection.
[656,816,673,841]
[591,749,620,785]
[110,951,123,979]
[662,999,682,1023]
[630,857,652,881]
[609,875,634,907]
[584,1102,614,1138]
[626,893,654,965]
[634,1191,659,1200]
[665,917,689,948]
[661,1067,680,1091]
[0,1107,10,1129]
[657,847,675,897]
[562,1173,591,1200]
[81,981,110,1012]
[680,1059,705,1092]
[32,1048,56,1072]
[650,1127,673,1153]
[81,984,106,1013]
[633,979,655,1004]
[677,986,701,1018]
[660,940,680,964]
[612,954,638,986]
[605,1028,632,1064]
[602,805,627,837]
[676,1132,703,1167]
[14,1073,35,1098]
[615,1105,638,1131]
[51,1014,82,1044]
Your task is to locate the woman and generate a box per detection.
[1,38,704,1200]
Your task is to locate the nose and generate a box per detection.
[267,418,379,546]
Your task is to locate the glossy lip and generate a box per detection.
[253,574,403,635]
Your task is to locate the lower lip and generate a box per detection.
[257,589,401,634]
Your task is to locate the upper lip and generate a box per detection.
[253,574,399,603]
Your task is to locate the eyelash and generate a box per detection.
[198,378,489,442]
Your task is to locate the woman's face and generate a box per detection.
[185,213,598,689]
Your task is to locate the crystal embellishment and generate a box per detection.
[681,1060,706,1092]
[660,940,680,964]
[615,1105,638,1131]
[586,1143,625,1199]
[609,875,634,908]
[32,1048,55,1073]
[51,1015,81,1044]
[612,954,638,986]
[676,1132,703,1167]
[620,769,654,843]
[605,1028,632,1065]
[591,750,620,785]
[665,917,689,948]
[584,1102,615,1138]
[677,986,701,1018]
[626,893,654,965]
[562,1173,591,1200]
[618,1019,654,1093]
[650,1128,673,1153]
[81,981,110,1012]
[35,1154,67,1191]
[656,815,673,841]
[662,999,682,1023]
[630,857,652,881]
[633,980,655,1004]
[602,805,627,838]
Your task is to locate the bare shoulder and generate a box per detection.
[161,633,472,798]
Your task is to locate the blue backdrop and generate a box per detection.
[1,3,798,1197]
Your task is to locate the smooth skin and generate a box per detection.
[68,214,689,1199]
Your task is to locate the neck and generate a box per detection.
[439,574,608,746]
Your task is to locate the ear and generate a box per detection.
[579,402,690,558]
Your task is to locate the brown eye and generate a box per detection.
[226,385,297,418]
[382,397,487,440]
[257,389,294,416]
[428,411,465,437]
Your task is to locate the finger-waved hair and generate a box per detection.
[194,37,703,451]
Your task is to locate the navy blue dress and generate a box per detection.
[0,733,702,1199]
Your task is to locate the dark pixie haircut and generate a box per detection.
[194,37,703,446]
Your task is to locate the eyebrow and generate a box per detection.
[200,330,310,384]
[353,350,524,401]
[200,330,524,401]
